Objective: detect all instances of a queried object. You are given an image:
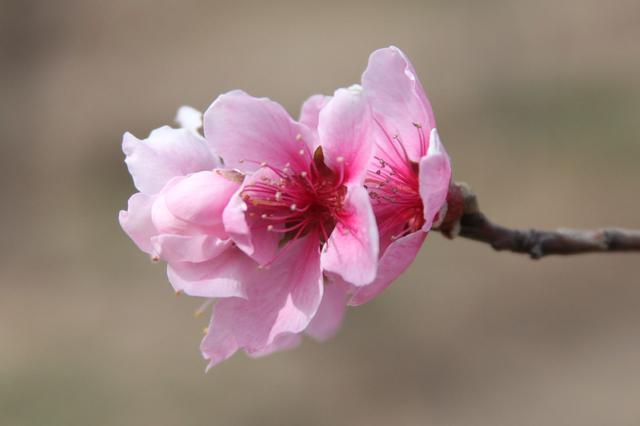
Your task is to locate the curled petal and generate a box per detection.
[151,235,231,263]
[222,183,279,265]
[165,170,240,228]
[321,186,379,286]
[167,246,255,299]
[419,129,452,231]
[119,192,157,254]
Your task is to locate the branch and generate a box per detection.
[435,182,640,259]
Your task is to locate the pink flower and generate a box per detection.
[119,47,450,369]
[198,87,379,368]
[350,46,452,305]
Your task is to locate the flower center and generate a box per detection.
[366,122,427,240]
[242,148,347,246]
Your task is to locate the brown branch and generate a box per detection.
[435,182,640,259]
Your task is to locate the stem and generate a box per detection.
[435,182,640,259]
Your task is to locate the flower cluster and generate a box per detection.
[119,46,451,369]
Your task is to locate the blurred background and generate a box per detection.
[1,0,640,425]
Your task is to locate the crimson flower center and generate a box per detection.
[366,122,428,240]
[242,149,347,245]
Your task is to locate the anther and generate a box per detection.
[290,204,297,211]
[296,134,303,141]
[299,149,305,155]
[336,156,345,163]
[275,192,282,201]
[267,225,274,231]
[300,171,307,178]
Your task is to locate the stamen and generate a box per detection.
[194,299,214,318]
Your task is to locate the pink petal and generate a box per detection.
[201,234,323,369]
[167,246,254,298]
[175,105,203,133]
[119,192,157,254]
[321,186,379,286]
[349,230,426,306]
[165,170,240,228]
[122,127,217,195]
[419,129,452,230]
[299,94,330,131]
[318,86,374,186]
[201,308,240,371]
[362,46,436,162]
[151,235,231,263]
[222,176,280,265]
[246,333,302,358]
[151,191,209,236]
[203,90,316,173]
[306,281,348,341]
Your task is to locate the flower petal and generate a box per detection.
[299,94,330,131]
[119,192,157,254]
[203,90,316,173]
[122,127,217,195]
[306,281,348,341]
[222,184,280,265]
[419,128,452,231]
[362,46,435,162]
[201,308,239,371]
[318,85,374,186]
[175,105,203,133]
[321,186,379,286]
[349,230,426,306]
[151,234,231,263]
[200,234,323,368]
[165,170,240,228]
[246,333,302,358]
[167,246,254,298]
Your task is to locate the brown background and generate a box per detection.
[2,0,640,425]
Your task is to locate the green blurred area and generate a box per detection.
[1,0,639,425]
